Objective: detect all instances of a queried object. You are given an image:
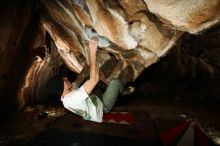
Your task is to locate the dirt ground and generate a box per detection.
[0,95,219,146]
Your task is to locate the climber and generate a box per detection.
[46,37,133,123]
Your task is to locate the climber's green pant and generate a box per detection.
[100,79,124,113]
[85,68,124,113]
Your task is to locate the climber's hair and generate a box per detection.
[60,65,77,82]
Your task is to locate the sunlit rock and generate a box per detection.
[19,43,64,106]
[40,0,182,84]
[144,0,220,34]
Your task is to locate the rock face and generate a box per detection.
[39,0,220,85]
[134,26,220,102]
[40,0,183,85]
[0,0,39,113]
[0,0,220,110]
[145,0,220,34]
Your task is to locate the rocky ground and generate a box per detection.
[0,95,219,146]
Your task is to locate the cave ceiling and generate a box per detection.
[39,0,220,84]
[0,0,220,112]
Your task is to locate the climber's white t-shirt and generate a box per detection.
[61,86,103,123]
